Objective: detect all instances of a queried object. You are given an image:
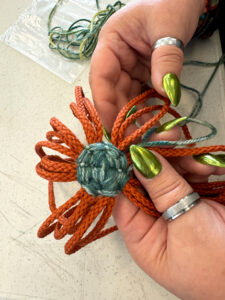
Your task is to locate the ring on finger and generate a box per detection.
[152,37,184,53]
[162,192,200,222]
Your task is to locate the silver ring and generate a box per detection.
[162,192,200,222]
[152,37,184,53]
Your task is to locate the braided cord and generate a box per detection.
[36,85,225,255]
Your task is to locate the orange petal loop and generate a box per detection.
[35,86,225,255]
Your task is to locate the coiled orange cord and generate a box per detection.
[35,86,225,254]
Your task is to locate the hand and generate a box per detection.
[113,145,225,300]
[89,0,205,130]
[89,1,225,298]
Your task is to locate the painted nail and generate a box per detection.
[130,145,162,178]
[156,116,187,133]
[163,73,181,106]
[125,105,137,124]
[103,126,111,142]
[125,105,137,119]
[193,153,225,168]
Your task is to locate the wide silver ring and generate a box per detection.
[152,37,184,53]
[162,192,200,222]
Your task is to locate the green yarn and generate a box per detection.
[76,142,130,197]
[140,54,225,146]
[48,0,124,60]
[139,117,217,148]
[182,54,225,119]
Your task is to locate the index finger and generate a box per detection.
[89,42,121,130]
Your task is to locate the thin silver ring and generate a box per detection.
[162,192,200,222]
[152,37,184,53]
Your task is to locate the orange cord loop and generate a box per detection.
[36,86,225,254]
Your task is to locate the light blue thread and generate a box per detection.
[76,142,131,196]
[139,118,217,148]
[142,127,157,143]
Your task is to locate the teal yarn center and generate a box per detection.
[76,142,130,197]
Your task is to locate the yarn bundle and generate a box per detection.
[35,86,225,255]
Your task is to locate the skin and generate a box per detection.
[89,0,205,130]
[89,0,225,299]
[113,152,225,300]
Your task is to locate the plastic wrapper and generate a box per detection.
[0,0,117,83]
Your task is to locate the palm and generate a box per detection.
[89,0,205,130]
[114,177,225,299]
[90,16,151,130]
[88,0,225,298]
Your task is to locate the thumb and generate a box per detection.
[130,145,194,214]
[151,44,184,107]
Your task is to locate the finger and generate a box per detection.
[147,0,204,106]
[113,145,193,275]
[151,45,183,107]
[142,118,225,180]
[169,156,225,182]
[130,146,193,213]
[148,126,181,144]
[89,45,122,131]
[113,192,158,244]
[90,43,143,131]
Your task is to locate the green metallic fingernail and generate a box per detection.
[163,73,181,106]
[130,145,162,178]
[193,153,225,168]
[125,105,137,124]
[125,105,137,119]
[103,126,111,142]
[156,116,187,133]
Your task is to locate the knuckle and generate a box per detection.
[151,176,191,212]
[154,46,184,65]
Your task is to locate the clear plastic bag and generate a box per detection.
[0,0,116,83]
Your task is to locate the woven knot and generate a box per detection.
[76,142,130,196]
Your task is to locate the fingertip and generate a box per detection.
[150,126,181,142]
[130,146,193,212]
[151,46,183,105]
[175,156,218,178]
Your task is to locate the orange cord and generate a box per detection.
[36,86,225,254]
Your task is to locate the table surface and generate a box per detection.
[0,1,225,300]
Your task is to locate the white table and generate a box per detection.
[0,1,225,299]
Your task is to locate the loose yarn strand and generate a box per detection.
[140,54,225,146]
[182,54,225,119]
[139,117,217,148]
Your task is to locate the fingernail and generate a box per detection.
[156,116,187,133]
[125,105,137,119]
[130,145,162,178]
[125,105,137,124]
[163,73,181,106]
[193,153,225,168]
[103,126,111,142]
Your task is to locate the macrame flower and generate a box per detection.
[35,86,225,255]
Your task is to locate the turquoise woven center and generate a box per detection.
[76,142,129,197]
